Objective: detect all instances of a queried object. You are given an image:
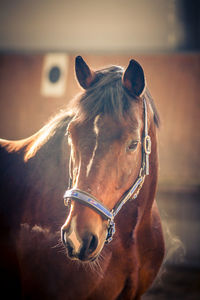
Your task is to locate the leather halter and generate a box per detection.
[63,98,151,243]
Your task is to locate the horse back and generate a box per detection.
[0,139,28,298]
[0,139,28,222]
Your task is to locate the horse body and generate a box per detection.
[0,57,164,299]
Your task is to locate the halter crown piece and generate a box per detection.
[63,98,151,243]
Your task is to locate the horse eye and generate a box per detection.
[127,141,138,152]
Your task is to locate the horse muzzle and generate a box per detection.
[61,226,100,262]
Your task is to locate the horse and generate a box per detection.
[0,56,164,299]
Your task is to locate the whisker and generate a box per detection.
[86,256,104,278]
[57,249,67,254]
[52,242,62,249]
[51,237,63,249]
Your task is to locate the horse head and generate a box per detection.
[61,56,155,262]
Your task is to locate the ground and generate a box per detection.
[143,263,200,299]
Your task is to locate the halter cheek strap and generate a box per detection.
[63,98,151,244]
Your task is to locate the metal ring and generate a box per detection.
[144,135,151,155]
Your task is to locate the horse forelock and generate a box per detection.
[69,65,159,128]
[69,66,134,122]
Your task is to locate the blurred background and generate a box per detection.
[0,0,199,298]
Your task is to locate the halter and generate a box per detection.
[63,98,151,243]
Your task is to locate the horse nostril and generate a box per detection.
[80,233,98,260]
[88,234,98,253]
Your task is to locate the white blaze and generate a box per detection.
[86,115,100,177]
[67,216,81,253]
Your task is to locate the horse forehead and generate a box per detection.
[95,116,124,141]
[94,114,141,142]
[72,110,141,146]
[74,116,124,143]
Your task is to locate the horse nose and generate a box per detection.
[61,228,98,261]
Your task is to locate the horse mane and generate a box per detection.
[24,112,72,161]
[23,65,159,161]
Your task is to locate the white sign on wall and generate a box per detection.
[41,53,69,97]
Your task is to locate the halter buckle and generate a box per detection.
[64,197,71,207]
[105,219,115,244]
[144,135,151,155]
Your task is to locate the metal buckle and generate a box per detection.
[105,219,115,244]
[144,135,151,155]
[64,197,71,207]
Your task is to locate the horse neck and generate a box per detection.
[22,126,70,229]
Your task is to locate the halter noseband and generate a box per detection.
[63,98,151,243]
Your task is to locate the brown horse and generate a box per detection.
[0,56,164,299]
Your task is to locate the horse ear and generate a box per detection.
[122,59,145,97]
[75,56,95,89]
